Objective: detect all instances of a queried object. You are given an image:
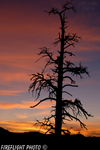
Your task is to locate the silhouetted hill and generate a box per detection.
[0,127,10,134]
[0,127,100,149]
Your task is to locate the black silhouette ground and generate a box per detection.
[0,127,99,149]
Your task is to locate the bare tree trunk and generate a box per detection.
[55,18,64,136]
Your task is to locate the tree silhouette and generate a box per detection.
[29,0,92,136]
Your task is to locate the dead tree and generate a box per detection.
[29,0,92,136]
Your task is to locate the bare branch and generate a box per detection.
[62,109,87,130]
[45,8,59,15]
[62,91,73,97]
[45,0,76,16]
[62,84,78,89]
[63,62,90,78]
[63,50,75,56]
[37,47,55,64]
[64,43,75,49]
[61,129,71,135]
[61,0,76,13]
[34,118,55,134]
[29,72,57,99]
[30,97,56,108]
[62,99,93,119]
[63,76,76,84]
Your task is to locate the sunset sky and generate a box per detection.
[0,0,100,137]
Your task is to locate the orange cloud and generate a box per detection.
[0,90,24,96]
[0,53,40,71]
[0,72,30,93]
[0,120,45,133]
[0,72,29,83]
[0,100,55,109]
[13,110,51,120]
[0,120,100,137]
[62,121,100,137]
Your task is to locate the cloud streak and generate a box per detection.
[0,100,55,109]
[0,120,100,136]
[0,90,24,96]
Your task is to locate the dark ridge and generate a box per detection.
[24,131,43,135]
[0,127,10,134]
[0,127,100,149]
